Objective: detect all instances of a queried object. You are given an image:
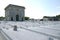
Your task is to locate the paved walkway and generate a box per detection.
[0,32,7,40]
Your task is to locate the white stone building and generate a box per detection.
[5,4,25,21]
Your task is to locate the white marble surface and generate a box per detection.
[0,32,7,40]
[0,21,60,40]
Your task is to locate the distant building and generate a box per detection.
[43,17,56,21]
[43,16,59,21]
[5,4,25,21]
[43,18,49,21]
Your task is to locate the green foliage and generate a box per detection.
[25,17,29,20]
[43,16,50,18]
[56,15,60,18]
[43,16,56,18]
[0,16,5,20]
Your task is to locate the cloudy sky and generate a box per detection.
[0,0,60,19]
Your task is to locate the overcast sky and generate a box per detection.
[0,0,60,19]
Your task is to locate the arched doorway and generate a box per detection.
[11,17,13,21]
[22,17,23,21]
[16,15,19,21]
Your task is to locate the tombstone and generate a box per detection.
[13,25,17,31]
[49,37,53,40]
[6,28,9,30]
[3,27,5,29]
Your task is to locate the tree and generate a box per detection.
[43,16,50,18]
[25,17,29,20]
[56,15,60,18]
[0,16,5,20]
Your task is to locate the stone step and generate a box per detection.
[0,32,7,40]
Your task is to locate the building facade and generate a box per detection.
[5,4,25,21]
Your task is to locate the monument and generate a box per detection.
[5,4,25,21]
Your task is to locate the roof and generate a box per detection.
[5,4,25,10]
